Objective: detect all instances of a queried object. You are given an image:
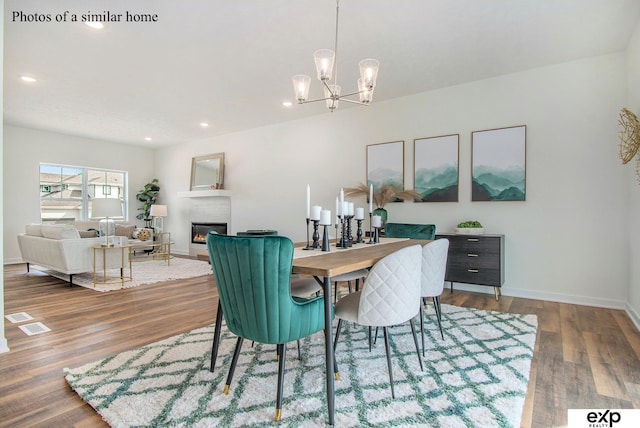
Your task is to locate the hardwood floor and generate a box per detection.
[1,263,639,427]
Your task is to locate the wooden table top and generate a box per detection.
[291,238,430,278]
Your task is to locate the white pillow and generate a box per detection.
[25,224,43,236]
[41,224,81,240]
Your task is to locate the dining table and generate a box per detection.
[291,237,431,425]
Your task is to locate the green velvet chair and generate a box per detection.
[206,233,327,422]
[384,222,436,240]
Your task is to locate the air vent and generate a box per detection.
[5,312,34,323]
[18,322,51,336]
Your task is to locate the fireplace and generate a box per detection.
[191,222,228,244]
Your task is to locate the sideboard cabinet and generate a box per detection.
[434,233,504,300]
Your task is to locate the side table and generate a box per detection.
[93,245,132,288]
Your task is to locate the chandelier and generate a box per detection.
[292,0,380,112]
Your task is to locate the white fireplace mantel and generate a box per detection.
[177,190,232,198]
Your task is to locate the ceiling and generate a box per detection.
[4,0,640,148]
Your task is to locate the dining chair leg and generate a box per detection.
[382,327,395,399]
[433,296,444,340]
[297,340,301,360]
[210,301,224,372]
[409,317,424,371]
[275,343,286,422]
[420,303,426,357]
[368,326,372,352]
[224,336,244,394]
[333,319,343,377]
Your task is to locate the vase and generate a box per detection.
[373,207,388,226]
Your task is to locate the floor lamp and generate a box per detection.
[93,198,123,247]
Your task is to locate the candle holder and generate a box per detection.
[355,219,364,243]
[321,224,330,252]
[367,212,375,244]
[303,218,313,250]
[373,226,380,244]
[311,220,321,249]
[337,218,348,249]
[346,215,354,247]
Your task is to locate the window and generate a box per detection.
[39,164,127,223]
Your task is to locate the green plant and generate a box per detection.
[136,178,160,226]
[457,220,483,228]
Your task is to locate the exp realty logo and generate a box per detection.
[568,409,640,428]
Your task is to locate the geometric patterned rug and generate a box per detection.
[32,258,212,292]
[64,304,538,427]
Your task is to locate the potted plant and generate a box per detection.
[345,183,421,226]
[454,220,484,235]
[136,178,160,228]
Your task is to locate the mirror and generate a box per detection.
[190,153,225,190]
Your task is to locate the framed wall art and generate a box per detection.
[414,134,459,202]
[367,140,404,191]
[471,125,526,201]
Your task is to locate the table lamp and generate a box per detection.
[150,204,167,234]
[93,198,122,247]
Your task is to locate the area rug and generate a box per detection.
[32,258,212,292]
[64,304,538,427]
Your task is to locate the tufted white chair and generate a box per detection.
[333,244,423,398]
[420,239,450,354]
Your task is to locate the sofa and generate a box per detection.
[17,222,151,286]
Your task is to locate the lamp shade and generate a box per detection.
[313,49,335,81]
[150,204,167,217]
[92,198,122,218]
[324,84,341,110]
[359,59,380,88]
[292,75,311,102]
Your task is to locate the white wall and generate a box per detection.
[626,21,640,325]
[3,125,156,263]
[158,53,629,309]
[1,0,8,354]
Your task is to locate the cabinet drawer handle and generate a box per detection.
[467,253,479,257]
[467,269,479,273]
[467,238,479,242]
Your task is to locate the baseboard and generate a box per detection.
[0,337,9,354]
[626,303,640,332]
[3,258,24,265]
[450,282,627,310]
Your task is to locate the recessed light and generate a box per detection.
[200,122,209,128]
[85,21,104,29]
[282,101,293,107]
[144,137,152,141]
[20,76,37,83]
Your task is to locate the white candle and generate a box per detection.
[311,205,322,221]
[348,202,354,216]
[355,207,364,220]
[372,215,382,228]
[369,184,373,213]
[306,184,310,218]
[340,188,344,220]
[319,209,332,225]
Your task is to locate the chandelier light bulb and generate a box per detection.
[314,49,335,81]
[359,59,380,89]
[292,75,311,102]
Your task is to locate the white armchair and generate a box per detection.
[332,244,423,398]
[420,238,450,353]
